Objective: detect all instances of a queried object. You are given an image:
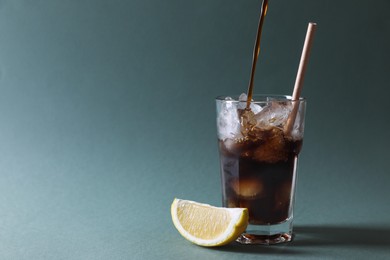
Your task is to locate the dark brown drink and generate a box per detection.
[216,95,306,244]
[219,126,302,225]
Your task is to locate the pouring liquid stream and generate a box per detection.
[245,0,269,111]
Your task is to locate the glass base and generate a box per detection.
[236,219,293,245]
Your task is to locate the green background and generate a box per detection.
[0,0,389,259]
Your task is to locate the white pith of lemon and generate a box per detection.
[171,198,248,247]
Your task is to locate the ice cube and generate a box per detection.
[239,109,257,137]
[255,101,292,129]
[290,105,305,140]
[238,93,262,114]
[231,178,264,199]
[217,97,241,140]
[252,128,289,163]
[223,138,245,156]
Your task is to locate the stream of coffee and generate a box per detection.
[245,0,269,110]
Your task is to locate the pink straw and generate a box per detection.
[285,22,317,134]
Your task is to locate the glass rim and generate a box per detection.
[215,94,306,103]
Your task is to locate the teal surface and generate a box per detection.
[0,0,389,259]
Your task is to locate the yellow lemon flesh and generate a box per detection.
[171,198,248,247]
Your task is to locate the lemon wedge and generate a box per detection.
[171,198,248,247]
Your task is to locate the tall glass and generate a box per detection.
[216,95,306,245]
